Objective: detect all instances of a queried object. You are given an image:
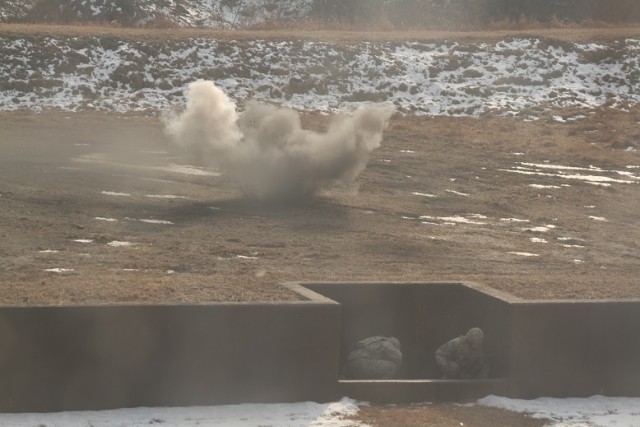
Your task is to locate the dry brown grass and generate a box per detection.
[2,22,640,44]
[2,104,640,305]
[351,402,547,427]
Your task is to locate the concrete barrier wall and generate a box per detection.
[0,291,341,412]
[1,281,639,411]
[304,282,640,401]
[508,300,640,398]
[305,282,449,379]
[304,282,511,380]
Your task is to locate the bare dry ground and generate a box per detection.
[350,402,548,426]
[1,105,639,305]
[1,26,639,426]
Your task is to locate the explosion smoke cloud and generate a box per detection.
[164,80,394,200]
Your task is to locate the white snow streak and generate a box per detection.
[0,398,364,427]
[479,395,640,427]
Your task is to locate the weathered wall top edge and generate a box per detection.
[299,281,640,306]
[511,298,640,306]
[0,300,332,310]
[339,378,509,384]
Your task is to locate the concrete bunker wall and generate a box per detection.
[1,281,639,412]
[0,287,341,413]
[509,300,640,398]
[303,282,640,402]
[304,282,510,380]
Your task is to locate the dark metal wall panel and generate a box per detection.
[508,301,640,398]
[0,302,341,412]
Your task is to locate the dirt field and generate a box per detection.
[350,402,548,426]
[1,105,639,306]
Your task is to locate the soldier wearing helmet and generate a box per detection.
[435,327,489,379]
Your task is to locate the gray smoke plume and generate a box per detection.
[163,80,394,200]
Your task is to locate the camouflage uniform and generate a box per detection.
[435,327,489,379]
[346,336,402,379]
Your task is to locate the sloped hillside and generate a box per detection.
[0,0,311,27]
[1,33,639,117]
[2,0,638,28]
[23,0,213,27]
[0,0,37,22]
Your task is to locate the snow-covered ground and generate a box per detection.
[0,0,36,22]
[1,36,638,116]
[1,396,640,426]
[479,395,640,427]
[0,0,311,28]
[0,399,363,427]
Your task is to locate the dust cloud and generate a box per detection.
[163,80,394,200]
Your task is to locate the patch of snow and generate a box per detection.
[552,114,586,123]
[101,191,131,197]
[38,249,60,253]
[478,395,640,427]
[412,192,437,198]
[0,398,362,427]
[72,239,93,243]
[45,268,74,273]
[530,238,548,243]
[508,252,539,257]
[503,162,636,186]
[107,241,134,247]
[615,170,640,180]
[524,225,556,233]
[145,194,188,199]
[420,215,486,225]
[530,184,561,189]
[138,218,174,225]
[161,164,221,176]
[445,190,470,197]
[95,217,118,222]
[589,216,608,222]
